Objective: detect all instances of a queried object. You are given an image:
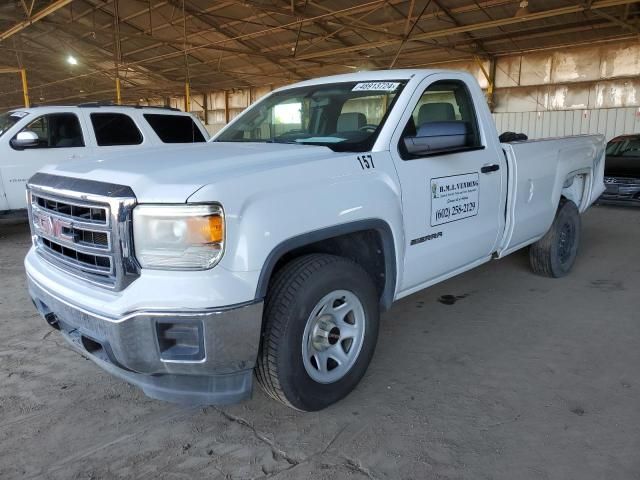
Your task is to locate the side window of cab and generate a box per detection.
[399,80,482,160]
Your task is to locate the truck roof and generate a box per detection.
[272,68,472,93]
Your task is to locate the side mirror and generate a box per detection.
[11,130,40,150]
[403,121,468,156]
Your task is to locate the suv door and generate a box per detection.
[390,74,506,293]
[4,112,88,210]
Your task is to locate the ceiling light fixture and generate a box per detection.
[67,55,78,65]
[514,0,530,18]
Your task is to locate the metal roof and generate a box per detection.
[0,0,638,109]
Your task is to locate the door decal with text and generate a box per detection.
[430,172,479,226]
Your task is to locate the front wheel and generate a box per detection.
[256,254,379,411]
[529,199,581,278]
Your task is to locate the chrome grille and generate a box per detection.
[27,173,140,291]
[77,230,109,248]
[33,195,108,224]
[604,176,640,185]
[30,192,114,286]
[41,237,112,274]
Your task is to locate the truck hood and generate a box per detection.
[40,142,336,203]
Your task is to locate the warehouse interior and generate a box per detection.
[1,0,640,137]
[1,1,640,479]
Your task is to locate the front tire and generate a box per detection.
[529,199,581,278]
[256,254,379,411]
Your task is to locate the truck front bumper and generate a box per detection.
[28,275,263,405]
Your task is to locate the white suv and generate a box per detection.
[0,104,209,215]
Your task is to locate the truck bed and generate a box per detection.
[498,134,606,256]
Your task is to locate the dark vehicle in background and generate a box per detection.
[599,135,640,206]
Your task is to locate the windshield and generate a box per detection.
[215,80,407,152]
[606,137,640,157]
[0,111,27,138]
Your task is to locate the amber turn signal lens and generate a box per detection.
[188,214,223,244]
[205,214,224,243]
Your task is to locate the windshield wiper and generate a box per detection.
[216,138,328,147]
[265,139,299,144]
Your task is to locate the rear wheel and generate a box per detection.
[529,199,581,278]
[256,254,379,411]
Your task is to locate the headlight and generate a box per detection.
[133,204,224,270]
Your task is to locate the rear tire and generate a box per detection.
[256,254,379,411]
[529,199,581,278]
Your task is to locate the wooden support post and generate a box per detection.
[224,90,230,124]
[488,57,496,111]
[20,69,30,108]
[203,92,209,125]
[115,77,122,105]
[185,82,191,112]
[113,0,122,105]
[474,55,495,111]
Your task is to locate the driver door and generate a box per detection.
[390,73,506,293]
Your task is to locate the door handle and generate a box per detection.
[481,164,500,173]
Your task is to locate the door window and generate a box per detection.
[90,113,143,146]
[400,80,481,159]
[14,113,84,148]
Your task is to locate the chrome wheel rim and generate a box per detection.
[302,290,366,384]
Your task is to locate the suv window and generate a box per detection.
[400,80,481,158]
[90,113,143,146]
[143,114,205,143]
[16,113,84,148]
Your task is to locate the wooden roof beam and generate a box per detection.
[589,6,640,33]
[292,0,640,61]
[0,0,74,42]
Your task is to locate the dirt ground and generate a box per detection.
[0,206,639,480]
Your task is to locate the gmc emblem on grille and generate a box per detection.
[34,212,75,243]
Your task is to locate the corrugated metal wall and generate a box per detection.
[491,41,640,141]
[493,107,640,141]
[153,40,640,141]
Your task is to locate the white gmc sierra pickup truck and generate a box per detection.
[25,70,605,411]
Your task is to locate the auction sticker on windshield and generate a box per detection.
[352,82,400,92]
[430,173,479,226]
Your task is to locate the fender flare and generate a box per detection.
[255,218,397,311]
